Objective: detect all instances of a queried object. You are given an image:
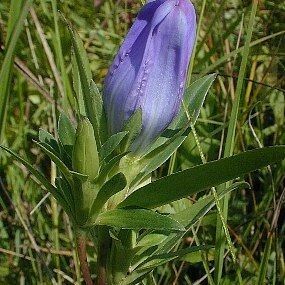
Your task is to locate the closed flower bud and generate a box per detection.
[72,117,99,180]
[103,0,196,151]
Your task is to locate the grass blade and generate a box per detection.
[0,0,33,141]
[214,2,259,283]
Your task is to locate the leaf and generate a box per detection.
[55,177,74,217]
[119,269,153,285]
[138,245,211,271]
[71,52,85,116]
[58,113,75,150]
[119,146,285,209]
[99,131,128,162]
[130,136,186,188]
[172,73,216,129]
[89,80,108,147]
[94,209,185,231]
[172,181,249,227]
[121,109,142,152]
[136,233,169,249]
[132,233,169,268]
[38,128,61,156]
[0,145,57,196]
[70,171,88,182]
[70,29,106,147]
[89,173,127,217]
[98,152,129,183]
[72,117,99,180]
[35,141,73,184]
[122,246,211,285]
[0,146,75,218]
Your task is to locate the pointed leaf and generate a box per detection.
[91,173,127,214]
[70,29,106,148]
[89,80,108,147]
[172,181,249,227]
[173,73,216,128]
[72,117,99,180]
[58,113,75,148]
[36,141,73,184]
[98,152,129,183]
[55,177,74,217]
[71,52,85,115]
[38,129,60,156]
[119,146,285,209]
[95,209,185,231]
[138,245,211,270]
[100,131,128,162]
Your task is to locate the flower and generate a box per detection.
[103,0,196,152]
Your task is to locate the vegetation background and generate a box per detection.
[0,0,284,284]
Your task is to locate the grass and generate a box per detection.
[0,0,284,284]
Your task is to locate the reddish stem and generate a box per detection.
[76,234,94,285]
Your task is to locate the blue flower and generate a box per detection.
[103,0,196,152]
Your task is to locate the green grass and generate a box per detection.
[0,0,284,284]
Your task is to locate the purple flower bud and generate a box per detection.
[103,0,196,151]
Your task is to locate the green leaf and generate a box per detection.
[70,29,106,147]
[100,131,128,162]
[38,128,54,143]
[55,177,74,217]
[173,73,216,128]
[119,146,285,209]
[0,145,57,196]
[130,136,186,188]
[57,114,75,166]
[72,178,98,226]
[136,233,169,249]
[119,269,152,285]
[0,146,74,217]
[89,80,108,147]
[132,233,169,268]
[90,173,127,215]
[121,109,142,152]
[123,246,211,285]
[172,181,249,227]
[70,29,91,113]
[70,171,88,182]
[98,152,129,183]
[138,245,211,271]
[36,141,73,184]
[94,209,185,231]
[72,117,99,180]
[38,129,60,156]
[71,52,85,116]
[58,113,75,150]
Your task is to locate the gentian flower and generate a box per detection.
[103,0,196,152]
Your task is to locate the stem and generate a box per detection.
[97,266,107,285]
[76,233,94,285]
[97,228,111,285]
